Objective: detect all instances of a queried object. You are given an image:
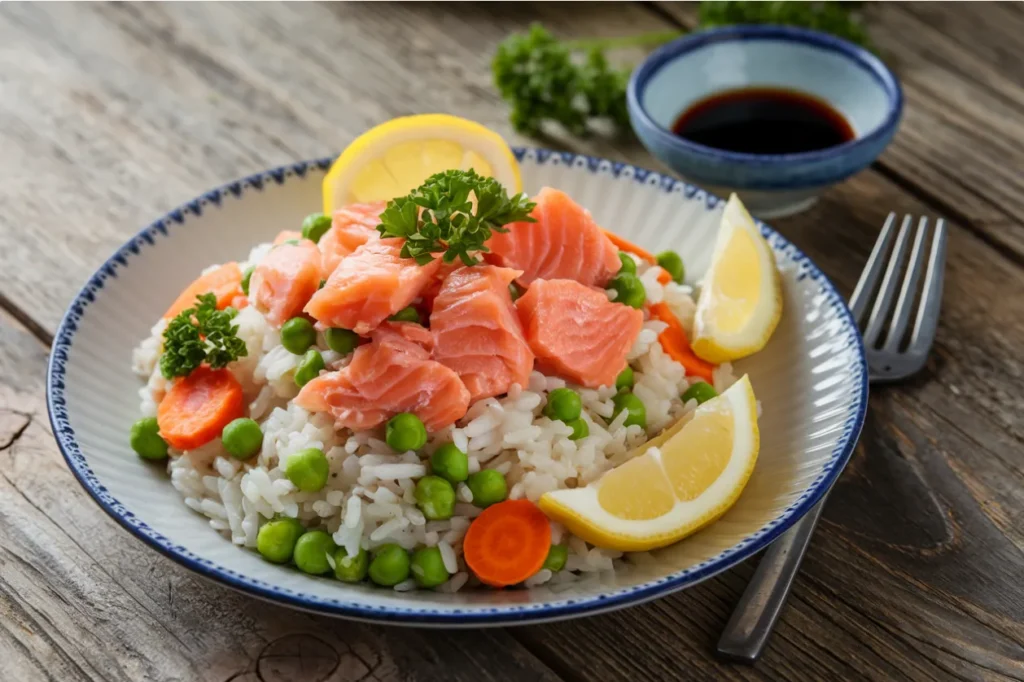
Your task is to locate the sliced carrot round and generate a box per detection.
[463,499,552,587]
[163,262,243,319]
[157,366,244,451]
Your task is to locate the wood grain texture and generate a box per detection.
[0,317,561,682]
[0,2,1023,681]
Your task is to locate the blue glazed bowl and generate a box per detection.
[627,25,902,218]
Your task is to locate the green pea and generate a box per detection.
[256,517,304,564]
[617,251,637,275]
[293,530,336,575]
[414,475,456,521]
[388,306,421,324]
[130,417,168,461]
[280,317,317,354]
[411,546,450,588]
[615,366,635,392]
[543,387,582,422]
[241,266,255,296]
[301,213,333,244]
[294,349,325,388]
[611,392,647,429]
[385,412,427,452]
[285,447,329,492]
[566,418,589,441]
[221,417,263,459]
[467,469,507,508]
[325,327,360,355]
[333,547,369,583]
[681,381,718,405]
[542,544,568,572]
[368,543,411,587]
[656,250,685,284]
[608,272,646,309]
[430,443,469,484]
[508,282,523,301]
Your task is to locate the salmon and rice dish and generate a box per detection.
[129,115,782,592]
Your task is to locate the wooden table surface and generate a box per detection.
[2,3,1022,680]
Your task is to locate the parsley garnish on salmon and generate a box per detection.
[375,169,536,266]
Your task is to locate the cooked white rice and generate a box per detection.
[134,249,738,591]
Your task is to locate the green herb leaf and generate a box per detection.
[492,4,872,137]
[376,169,536,266]
[160,293,248,379]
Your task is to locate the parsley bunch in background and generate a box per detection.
[376,169,536,266]
[492,1,872,138]
[160,293,248,379]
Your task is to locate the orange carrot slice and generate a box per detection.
[163,262,243,319]
[157,366,245,451]
[463,499,552,588]
[273,230,303,245]
[602,229,656,264]
[648,302,717,383]
[655,267,673,286]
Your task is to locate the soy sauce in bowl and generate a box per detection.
[672,87,855,155]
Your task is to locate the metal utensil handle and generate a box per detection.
[716,497,826,662]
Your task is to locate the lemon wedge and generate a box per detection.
[690,194,783,364]
[538,375,759,552]
[322,114,522,213]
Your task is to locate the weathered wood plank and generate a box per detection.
[0,318,562,682]
[653,1,1024,262]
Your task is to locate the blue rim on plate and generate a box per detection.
[46,149,869,625]
[627,25,903,167]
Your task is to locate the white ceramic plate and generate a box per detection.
[48,149,868,626]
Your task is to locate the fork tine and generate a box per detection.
[882,217,930,352]
[850,213,898,323]
[910,218,948,353]
[862,215,914,347]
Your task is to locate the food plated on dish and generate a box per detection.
[50,114,866,623]
[128,114,782,593]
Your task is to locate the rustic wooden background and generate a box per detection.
[1,3,1022,681]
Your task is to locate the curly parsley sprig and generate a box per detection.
[160,293,248,379]
[493,3,873,137]
[376,169,536,266]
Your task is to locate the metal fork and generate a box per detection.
[716,213,948,662]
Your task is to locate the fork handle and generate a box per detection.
[715,496,828,662]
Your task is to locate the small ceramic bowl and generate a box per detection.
[627,25,902,218]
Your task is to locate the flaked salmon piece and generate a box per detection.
[273,230,303,245]
[294,322,469,432]
[484,187,621,288]
[431,265,534,401]
[320,201,386,275]
[516,278,643,389]
[420,260,462,316]
[250,239,324,327]
[305,238,441,335]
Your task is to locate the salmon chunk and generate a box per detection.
[515,279,643,389]
[484,187,621,288]
[304,238,441,335]
[319,201,385,275]
[431,265,535,401]
[250,240,323,326]
[294,323,470,432]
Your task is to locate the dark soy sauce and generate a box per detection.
[671,87,855,155]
